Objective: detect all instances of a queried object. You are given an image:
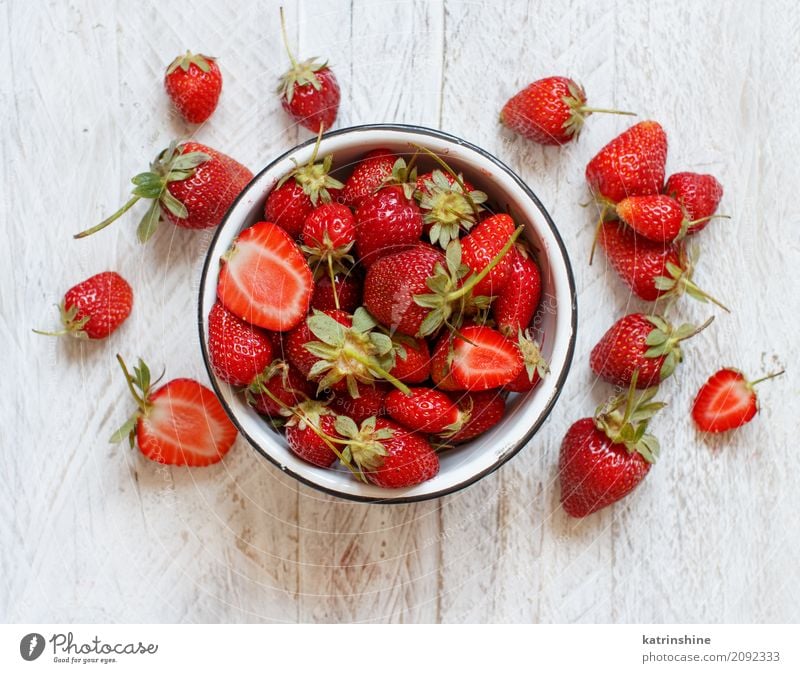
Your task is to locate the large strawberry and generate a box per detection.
[75,141,252,242]
[207,302,274,386]
[337,416,439,488]
[277,8,340,132]
[585,120,668,205]
[500,76,634,145]
[164,51,222,124]
[342,149,398,207]
[492,244,542,336]
[385,386,464,435]
[559,374,665,517]
[591,313,713,389]
[354,184,424,267]
[691,367,783,433]
[598,221,729,310]
[246,361,314,417]
[616,194,725,243]
[264,133,344,238]
[664,172,723,226]
[111,356,237,466]
[34,271,133,340]
[217,221,314,331]
[443,391,505,443]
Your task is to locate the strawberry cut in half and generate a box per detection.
[448,325,524,391]
[217,221,313,332]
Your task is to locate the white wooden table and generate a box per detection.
[2,0,798,623]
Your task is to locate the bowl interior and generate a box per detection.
[199,125,576,502]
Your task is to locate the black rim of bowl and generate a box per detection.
[198,123,578,504]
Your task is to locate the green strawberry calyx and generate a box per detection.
[516,329,550,383]
[300,232,356,308]
[336,415,393,474]
[32,301,91,339]
[644,314,714,380]
[418,170,488,249]
[593,370,665,464]
[277,7,327,104]
[278,127,344,205]
[73,140,210,243]
[166,51,215,75]
[109,355,164,448]
[653,247,731,313]
[303,308,411,396]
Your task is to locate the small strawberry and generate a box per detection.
[310,273,362,313]
[342,149,398,207]
[441,325,524,391]
[217,221,314,331]
[34,271,133,340]
[500,76,635,145]
[444,391,505,443]
[664,172,724,227]
[591,313,713,388]
[389,336,432,383]
[301,203,356,308]
[277,8,340,133]
[504,330,549,393]
[416,169,487,248]
[598,222,729,310]
[386,386,464,435]
[559,373,665,517]
[492,244,542,336]
[691,367,784,433]
[330,383,390,423]
[164,51,222,124]
[111,356,237,466]
[284,400,342,467]
[207,302,274,386]
[337,416,439,488]
[585,120,668,205]
[265,132,344,238]
[354,184,424,267]
[616,194,726,243]
[75,141,252,242]
[246,360,315,417]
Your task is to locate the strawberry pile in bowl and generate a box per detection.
[198,124,576,502]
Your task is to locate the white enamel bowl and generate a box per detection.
[198,124,577,503]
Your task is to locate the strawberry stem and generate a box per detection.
[447,225,523,301]
[588,202,609,265]
[116,354,147,408]
[681,315,715,341]
[686,214,731,230]
[749,369,785,386]
[74,195,141,239]
[342,348,411,395]
[683,278,731,313]
[279,6,297,68]
[326,256,340,310]
[580,107,636,116]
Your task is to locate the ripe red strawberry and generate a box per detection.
[444,391,506,443]
[330,383,390,423]
[337,416,439,488]
[616,194,724,243]
[664,172,724,229]
[264,138,344,238]
[445,325,524,391]
[389,337,431,383]
[277,9,339,132]
[75,142,252,242]
[460,214,516,297]
[301,203,356,309]
[217,221,314,331]
[500,76,635,145]
[354,185,424,266]
[285,309,352,382]
[386,386,463,434]
[111,356,237,466]
[430,331,462,391]
[342,149,397,207]
[590,313,713,389]
[492,244,542,336]
[559,376,665,517]
[284,401,341,467]
[34,271,133,340]
[363,244,445,336]
[691,368,783,433]
[164,51,222,124]
[585,120,668,204]
[207,302,274,386]
[416,169,487,248]
[504,330,549,393]
[310,273,362,313]
[597,222,729,310]
[246,361,315,417]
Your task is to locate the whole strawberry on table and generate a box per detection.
[207,143,550,489]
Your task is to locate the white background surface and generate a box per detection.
[2,0,799,623]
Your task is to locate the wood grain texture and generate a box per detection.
[1,0,798,624]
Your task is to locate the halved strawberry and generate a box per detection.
[217,221,313,331]
[111,356,237,467]
[691,368,783,433]
[446,325,524,391]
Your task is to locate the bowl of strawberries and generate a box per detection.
[198,124,576,502]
